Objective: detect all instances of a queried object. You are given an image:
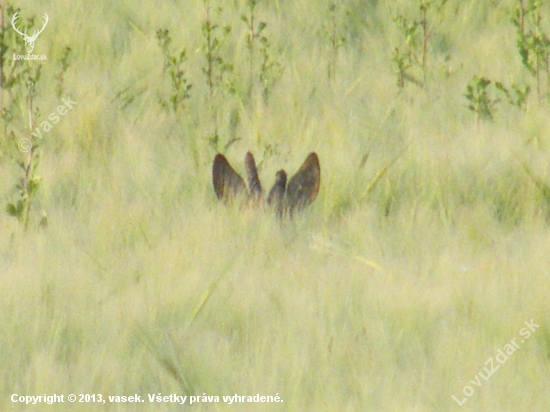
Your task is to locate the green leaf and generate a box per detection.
[6,203,17,217]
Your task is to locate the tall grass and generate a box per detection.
[1,0,550,410]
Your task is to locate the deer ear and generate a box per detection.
[267,170,287,217]
[285,153,320,215]
[244,152,262,199]
[212,154,248,203]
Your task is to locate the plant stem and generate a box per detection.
[23,79,34,230]
[420,1,428,86]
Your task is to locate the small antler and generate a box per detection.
[27,13,49,41]
[11,11,49,54]
[11,11,27,38]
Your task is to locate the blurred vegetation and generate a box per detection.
[1,0,550,411]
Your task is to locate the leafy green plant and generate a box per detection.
[323,3,348,81]
[494,80,531,110]
[258,30,283,102]
[465,75,530,121]
[392,46,413,89]
[512,0,550,103]
[392,0,448,89]
[464,76,499,123]
[241,0,265,96]
[201,1,234,103]
[156,29,192,113]
[201,2,236,153]
[0,5,31,89]
[55,46,72,98]
[1,6,47,229]
[0,4,32,159]
[238,0,283,102]
[6,66,46,229]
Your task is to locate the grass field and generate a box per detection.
[1,0,550,410]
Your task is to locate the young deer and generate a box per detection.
[212,152,320,217]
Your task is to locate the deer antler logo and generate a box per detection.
[11,11,49,54]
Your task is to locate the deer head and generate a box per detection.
[212,152,321,217]
[12,11,49,54]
